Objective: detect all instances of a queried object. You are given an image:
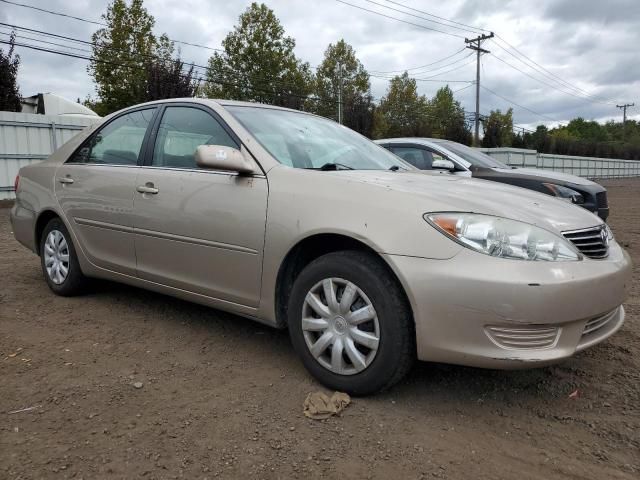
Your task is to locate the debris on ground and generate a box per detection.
[568,389,580,399]
[8,405,41,415]
[303,391,351,420]
[132,382,144,389]
[7,348,23,358]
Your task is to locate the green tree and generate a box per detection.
[552,117,608,143]
[372,72,430,138]
[88,0,165,115]
[145,54,198,101]
[313,39,373,134]
[517,121,640,160]
[203,3,312,109]
[481,108,514,147]
[0,31,21,112]
[427,86,471,144]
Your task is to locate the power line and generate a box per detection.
[0,29,92,53]
[413,57,475,79]
[370,73,473,83]
[0,21,93,46]
[452,83,474,94]
[494,40,614,105]
[332,0,466,38]
[5,36,476,119]
[479,84,563,125]
[492,34,618,104]
[362,0,480,35]
[370,47,467,74]
[381,0,488,34]
[333,0,621,110]
[394,52,474,76]
[487,52,614,107]
[1,39,327,104]
[2,22,320,99]
[0,0,103,26]
[371,52,474,78]
[0,0,223,52]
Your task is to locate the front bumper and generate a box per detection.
[384,242,632,368]
[575,186,608,221]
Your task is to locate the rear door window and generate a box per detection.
[69,109,155,165]
[390,147,433,170]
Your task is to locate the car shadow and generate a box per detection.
[87,279,591,404]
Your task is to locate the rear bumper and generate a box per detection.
[384,242,632,369]
[10,202,37,253]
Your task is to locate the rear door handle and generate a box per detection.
[59,177,74,184]
[136,183,159,194]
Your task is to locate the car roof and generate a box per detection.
[374,137,452,146]
[100,98,316,123]
[119,97,311,113]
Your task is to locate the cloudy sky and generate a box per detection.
[1,0,638,128]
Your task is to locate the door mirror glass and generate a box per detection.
[432,158,455,171]
[195,145,254,173]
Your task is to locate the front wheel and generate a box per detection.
[288,251,415,395]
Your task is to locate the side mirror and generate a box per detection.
[432,158,455,171]
[195,145,255,173]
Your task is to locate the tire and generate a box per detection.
[40,217,87,296]
[288,250,415,395]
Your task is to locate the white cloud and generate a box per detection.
[2,0,637,126]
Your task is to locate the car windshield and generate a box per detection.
[227,106,411,171]
[436,140,510,169]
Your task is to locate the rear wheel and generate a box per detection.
[288,250,414,395]
[40,218,87,296]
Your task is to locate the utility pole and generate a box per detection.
[616,103,634,124]
[465,32,494,146]
[337,62,344,125]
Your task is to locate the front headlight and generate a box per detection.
[543,183,584,205]
[425,213,581,261]
[604,223,614,241]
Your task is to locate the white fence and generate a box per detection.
[3,118,640,200]
[480,147,640,179]
[0,112,99,200]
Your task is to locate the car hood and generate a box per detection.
[335,170,603,232]
[493,167,597,187]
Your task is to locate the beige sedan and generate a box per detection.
[11,99,632,394]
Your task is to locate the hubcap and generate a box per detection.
[44,229,70,285]
[301,277,380,375]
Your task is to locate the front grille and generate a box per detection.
[582,309,617,337]
[596,191,608,208]
[485,325,559,350]
[562,225,609,259]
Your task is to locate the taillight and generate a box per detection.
[14,174,20,193]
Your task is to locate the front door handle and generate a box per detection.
[136,183,159,194]
[59,177,74,184]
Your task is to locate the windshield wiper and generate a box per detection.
[389,165,400,171]
[306,162,354,171]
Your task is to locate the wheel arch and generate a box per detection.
[34,209,63,255]
[274,232,413,328]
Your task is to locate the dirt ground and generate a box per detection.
[1,179,639,480]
